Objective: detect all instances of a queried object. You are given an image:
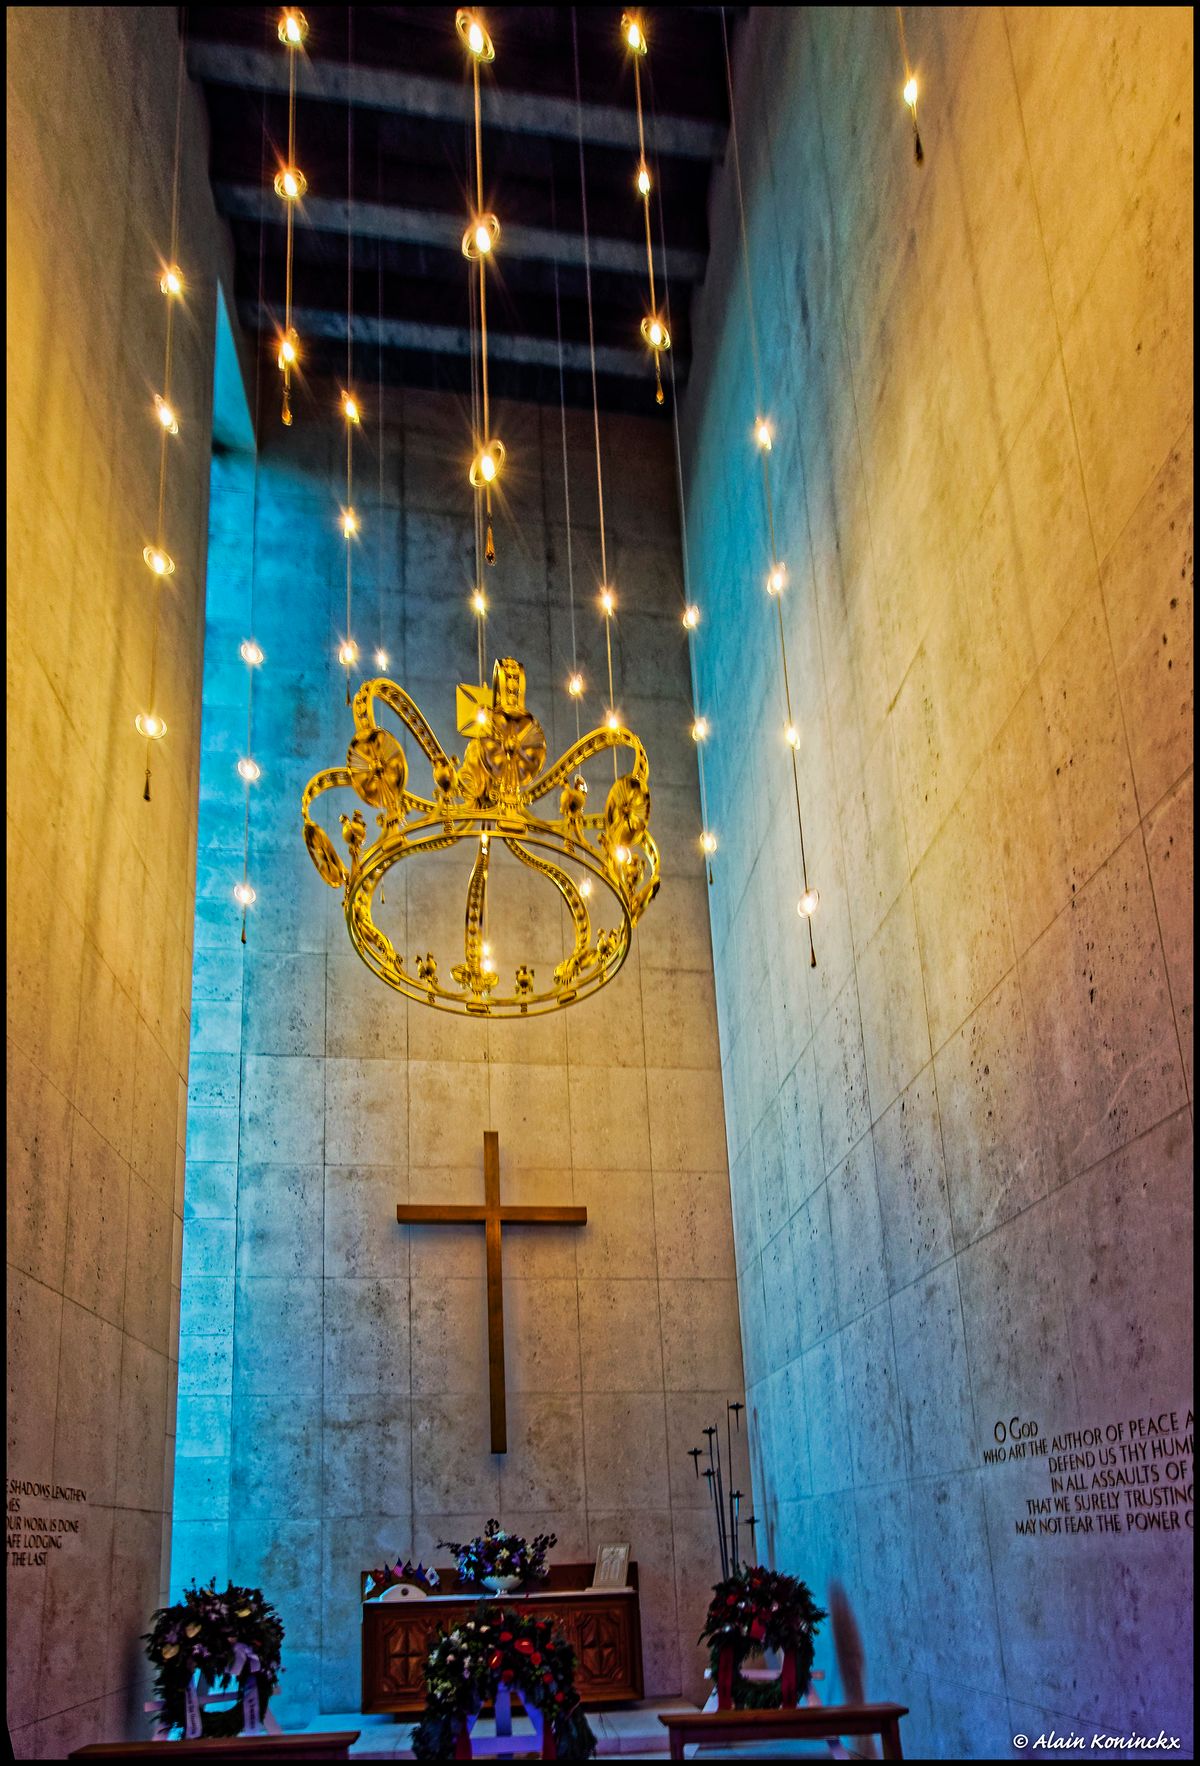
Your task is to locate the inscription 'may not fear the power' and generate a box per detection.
[984,1409,1194,1539]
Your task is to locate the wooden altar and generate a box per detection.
[360,1564,644,1714]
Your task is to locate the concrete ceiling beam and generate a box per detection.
[188,42,726,160]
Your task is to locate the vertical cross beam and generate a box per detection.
[396,1132,586,1456]
[483,1128,507,1453]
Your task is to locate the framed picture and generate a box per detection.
[592,1542,631,1589]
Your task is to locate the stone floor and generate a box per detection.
[303,1703,849,1759]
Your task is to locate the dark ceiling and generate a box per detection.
[185,6,740,416]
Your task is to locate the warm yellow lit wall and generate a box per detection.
[683,7,1192,1756]
[7,9,240,1754]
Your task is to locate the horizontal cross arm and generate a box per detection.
[396,1205,489,1223]
[499,1207,588,1224]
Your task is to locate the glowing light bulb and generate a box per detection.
[481,941,492,962]
[614,844,630,865]
[692,716,709,742]
[341,508,359,538]
[767,564,786,596]
[278,330,299,368]
[475,224,493,255]
[475,708,488,727]
[471,589,487,616]
[636,165,651,196]
[605,709,621,732]
[579,877,593,898]
[648,319,664,347]
[237,758,261,782]
[342,392,360,424]
[682,604,701,630]
[784,723,800,749]
[567,672,584,697]
[339,640,359,667]
[797,889,821,919]
[904,75,919,109]
[240,640,264,666]
[754,418,773,451]
[599,586,616,615]
[623,15,644,51]
[469,19,484,54]
[278,8,307,46]
[154,395,179,434]
[374,649,389,669]
[160,265,184,297]
[143,545,175,577]
[700,830,718,855]
[469,440,505,489]
[135,712,167,740]
[234,882,256,907]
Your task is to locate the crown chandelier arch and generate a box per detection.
[300,6,661,1016]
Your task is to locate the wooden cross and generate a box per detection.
[396,1130,587,1453]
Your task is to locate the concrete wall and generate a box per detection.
[172,387,743,1722]
[7,7,239,1757]
[682,7,1192,1757]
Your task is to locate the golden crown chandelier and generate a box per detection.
[301,660,660,1016]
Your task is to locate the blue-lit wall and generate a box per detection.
[681,8,1193,1757]
[173,381,743,1724]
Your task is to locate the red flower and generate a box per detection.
[750,1618,766,1641]
[499,1631,513,1643]
[515,1638,534,1654]
[555,1692,565,1704]
[531,1652,543,1666]
[502,1669,514,1683]
[488,1650,503,1670]
[543,1671,554,1685]
[726,1594,738,1606]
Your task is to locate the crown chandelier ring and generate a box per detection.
[301,660,660,1016]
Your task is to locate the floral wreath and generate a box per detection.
[698,1567,826,1710]
[143,1581,284,1738]
[411,1605,596,1760]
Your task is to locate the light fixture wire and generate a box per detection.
[342,8,357,705]
[279,8,303,422]
[629,19,665,404]
[142,17,188,804]
[646,66,714,880]
[550,173,582,744]
[720,6,817,965]
[572,8,618,774]
[240,50,272,944]
[896,7,924,165]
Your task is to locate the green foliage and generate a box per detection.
[697,1566,826,1710]
[437,1519,556,1588]
[142,1581,284,1737]
[411,1603,596,1760]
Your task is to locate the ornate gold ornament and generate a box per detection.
[301,659,659,1016]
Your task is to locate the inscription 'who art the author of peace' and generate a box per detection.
[984,1409,1193,1540]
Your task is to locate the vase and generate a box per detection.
[481,1574,522,1594]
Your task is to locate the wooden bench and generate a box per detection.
[68,1735,360,1761]
[658,1701,909,1760]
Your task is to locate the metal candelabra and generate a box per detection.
[687,1400,755,1578]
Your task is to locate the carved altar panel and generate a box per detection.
[361,1564,644,1714]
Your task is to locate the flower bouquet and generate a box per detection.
[142,1581,284,1738]
[411,1606,596,1760]
[438,1519,556,1593]
[698,1566,825,1710]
